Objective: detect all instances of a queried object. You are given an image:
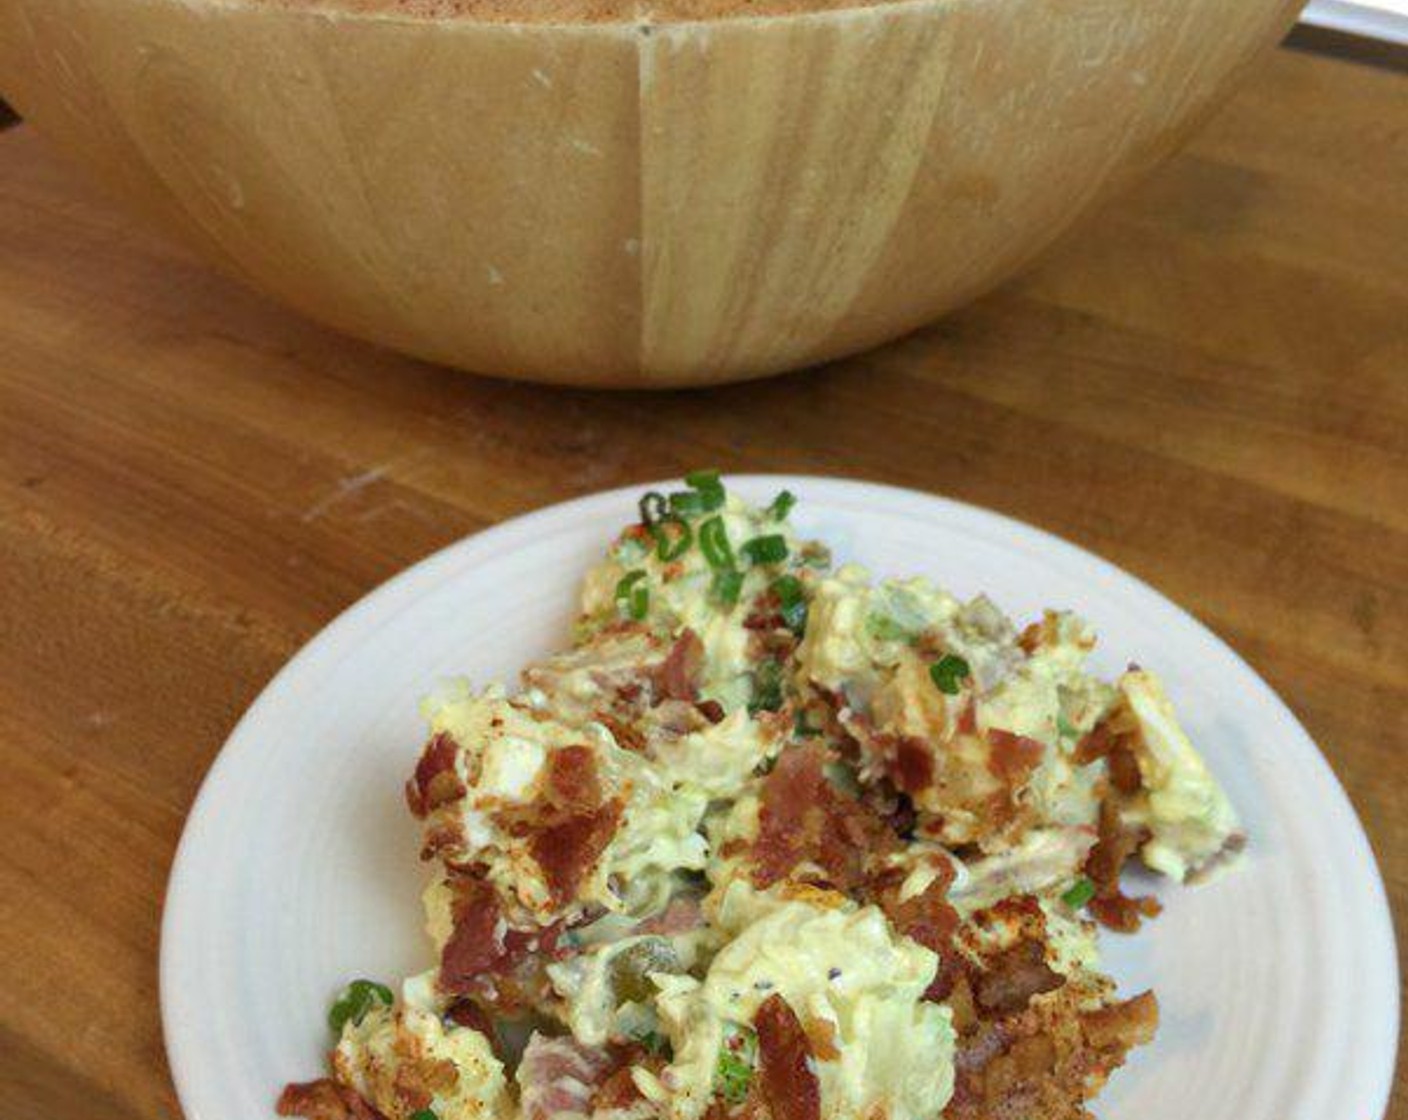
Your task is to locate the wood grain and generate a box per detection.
[0,44,1404,1120]
[0,0,1299,385]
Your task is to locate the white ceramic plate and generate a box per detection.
[160,476,1398,1120]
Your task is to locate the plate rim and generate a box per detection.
[159,473,1401,1120]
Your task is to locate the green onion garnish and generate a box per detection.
[715,1031,757,1105]
[794,711,821,739]
[651,517,693,561]
[615,570,649,620]
[668,490,705,519]
[698,517,735,571]
[410,1111,438,1120]
[638,490,668,527]
[929,654,971,695]
[766,490,796,521]
[685,469,726,512]
[771,575,807,634]
[740,534,789,566]
[328,979,395,1034]
[1056,714,1079,740]
[711,569,744,607]
[1062,876,1096,910]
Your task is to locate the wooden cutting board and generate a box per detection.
[0,42,1404,1120]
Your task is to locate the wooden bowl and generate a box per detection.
[0,0,1299,386]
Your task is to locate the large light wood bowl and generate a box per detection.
[0,0,1299,386]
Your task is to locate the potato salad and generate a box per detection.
[279,474,1243,1120]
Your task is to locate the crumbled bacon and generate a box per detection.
[973,940,1062,1016]
[1074,718,1143,794]
[872,868,960,1001]
[696,698,726,724]
[405,732,465,819]
[955,699,978,736]
[531,747,623,903]
[986,729,1045,786]
[597,714,647,753]
[655,630,704,702]
[755,995,821,1120]
[1081,990,1159,1051]
[531,805,623,904]
[446,998,497,1040]
[1084,801,1161,933]
[751,746,897,893]
[438,872,567,1005]
[892,736,936,794]
[276,1079,387,1120]
[440,875,509,990]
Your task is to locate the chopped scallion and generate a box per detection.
[740,534,789,566]
[929,654,971,695]
[699,517,735,571]
[668,489,705,518]
[1062,876,1096,910]
[651,517,693,561]
[711,568,744,607]
[715,1030,757,1105]
[615,570,649,621]
[328,979,395,1035]
[771,575,807,634]
[766,490,796,520]
[638,490,668,527]
[685,468,726,512]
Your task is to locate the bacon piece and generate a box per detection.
[1074,719,1142,794]
[755,995,821,1120]
[439,872,568,1006]
[495,745,625,906]
[532,746,623,903]
[1082,990,1159,1051]
[405,732,465,819]
[276,1080,387,1120]
[1084,801,1161,933]
[543,745,604,813]
[751,746,897,893]
[655,630,704,702]
[696,699,726,724]
[597,715,647,753]
[531,804,623,904]
[955,698,978,736]
[986,729,1045,786]
[874,870,960,1001]
[440,875,508,990]
[446,998,497,1040]
[973,940,1062,1016]
[892,736,936,794]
